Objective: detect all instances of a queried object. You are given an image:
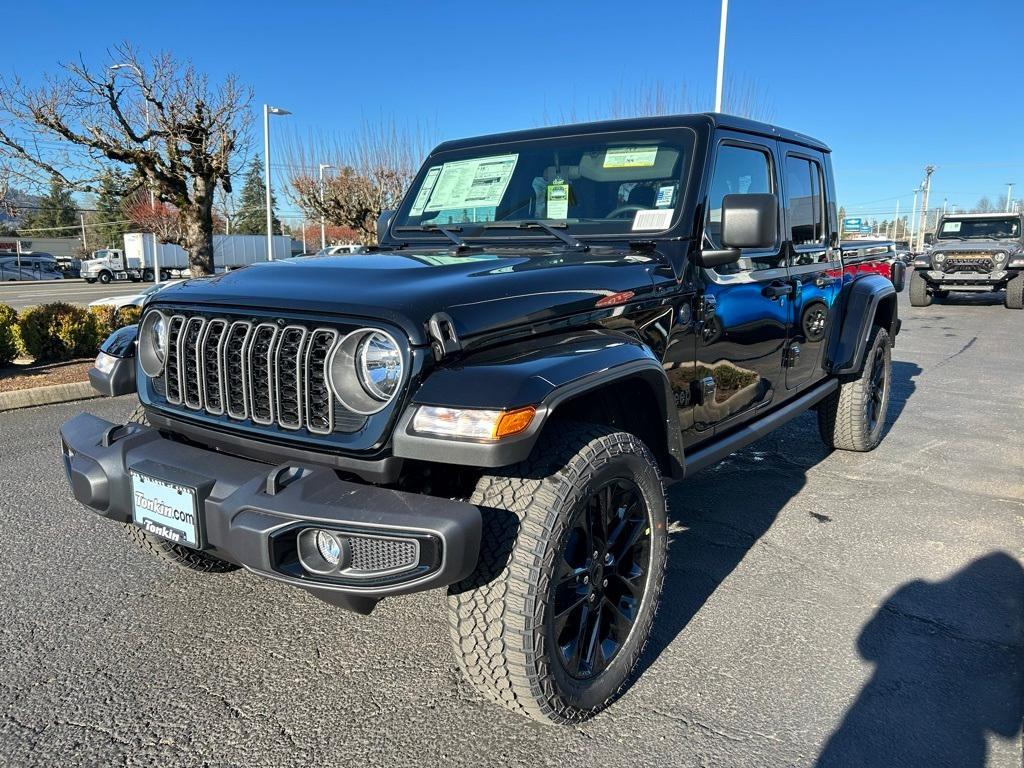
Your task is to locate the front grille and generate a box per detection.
[943,255,995,273]
[155,312,366,436]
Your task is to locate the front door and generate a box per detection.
[694,135,790,433]
[780,146,841,390]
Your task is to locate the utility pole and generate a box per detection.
[319,163,332,250]
[942,197,947,216]
[1007,183,1014,212]
[910,187,921,251]
[917,166,934,252]
[714,0,728,112]
[891,199,900,240]
[80,214,88,252]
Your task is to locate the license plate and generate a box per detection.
[130,470,201,548]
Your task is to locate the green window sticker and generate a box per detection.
[603,146,659,169]
[547,180,570,219]
[942,221,962,233]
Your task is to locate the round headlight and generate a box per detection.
[138,310,169,377]
[993,251,1007,264]
[327,328,405,415]
[358,332,402,401]
[933,252,946,264]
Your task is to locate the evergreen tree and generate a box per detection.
[233,157,281,235]
[92,168,135,248]
[21,176,77,235]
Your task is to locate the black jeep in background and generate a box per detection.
[60,113,900,725]
[910,212,1024,308]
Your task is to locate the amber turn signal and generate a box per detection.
[493,406,537,439]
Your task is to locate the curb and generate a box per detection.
[0,381,99,412]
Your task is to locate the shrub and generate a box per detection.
[88,304,143,339]
[17,302,104,362]
[0,304,17,367]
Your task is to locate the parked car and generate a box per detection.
[313,244,366,256]
[909,212,1024,308]
[87,279,186,310]
[62,113,900,725]
[0,252,63,281]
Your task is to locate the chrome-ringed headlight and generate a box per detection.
[138,309,170,377]
[327,328,404,415]
[932,252,946,265]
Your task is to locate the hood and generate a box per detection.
[150,246,659,346]
[930,238,1023,255]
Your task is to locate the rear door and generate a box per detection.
[779,145,841,390]
[694,133,791,433]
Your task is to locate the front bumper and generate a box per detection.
[59,411,482,614]
[924,269,1010,289]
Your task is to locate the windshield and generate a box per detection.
[392,129,695,240]
[937,217,1021,240]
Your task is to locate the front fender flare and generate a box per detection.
[392,330,684,474]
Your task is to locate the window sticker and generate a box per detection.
[603,146,659,169]
[942,221,962,233]
[655,185,675,208]
[546,180,570,219]
[631,209,674,231]
[425,154,519,212]
[409,166,441,216]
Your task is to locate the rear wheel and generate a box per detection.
[818,325,892,452]
[448,423,667,724]
[123,404,239,573]
[143,269,154,282]
[908,271,931,307]
[1005,275,1024,309]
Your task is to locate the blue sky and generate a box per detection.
[5,0,1022,224]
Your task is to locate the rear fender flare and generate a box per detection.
[826,274,897,375]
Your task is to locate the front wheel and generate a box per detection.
[448,423,667,724]
[98,271,112,285]
[1005,275,1023,309]
[818,325,892,452]
[908,271,931,307]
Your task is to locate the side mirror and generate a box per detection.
[700,193,779,268]
[377,209,395,244]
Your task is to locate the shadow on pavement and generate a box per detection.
[816,552,1024,768]
[635,359,921,682]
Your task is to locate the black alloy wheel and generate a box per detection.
[551,479,652,680]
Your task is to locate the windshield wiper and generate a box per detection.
[395,224,465,246]
[483,220,586,250]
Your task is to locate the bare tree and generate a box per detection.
[282,118,434,244]
[0,44,252,276]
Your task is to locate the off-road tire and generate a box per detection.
[1005,275,1024,309]
[123,403,239,573]
[447,423,668,725]
[908,271,931,307]
[817,325,892,452]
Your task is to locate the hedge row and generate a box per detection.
[0,302,141,366]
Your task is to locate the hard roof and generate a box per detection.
[941,211,1022,218]
[433,112,830,154]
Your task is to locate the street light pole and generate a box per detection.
[318,163,332,250]
[110,62,160,283]
[263,104,291,261]
[1007,183,1014,212]
[910,187,920,250]
[714,0,729,113]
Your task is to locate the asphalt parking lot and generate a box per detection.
[0,290,1020,767]
[0,279,145,311]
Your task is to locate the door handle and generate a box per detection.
[762,281,794,299]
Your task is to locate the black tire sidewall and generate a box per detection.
[98,272,111,284]
[864,327,892,447]
[540,447,667,712]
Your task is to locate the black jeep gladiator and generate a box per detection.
[60,113,899,725]
[909,211,1024,308]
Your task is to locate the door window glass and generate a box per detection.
[786,156,825,252]
[706,144,779,272]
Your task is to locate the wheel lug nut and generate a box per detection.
[602,578,608,587]
[583,575,589,584]
[592,550,599,559]
[588,593,595,602]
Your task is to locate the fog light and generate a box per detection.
[315,530,342,565]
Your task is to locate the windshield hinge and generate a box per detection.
[427,312,461,361]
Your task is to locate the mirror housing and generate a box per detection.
[377,209,395,244]
[699,193,779,268]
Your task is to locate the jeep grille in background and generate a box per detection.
[943,255,995,273]
[156,312,367,436]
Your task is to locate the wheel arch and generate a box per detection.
[826,274,899,375]
[392,331,685,477]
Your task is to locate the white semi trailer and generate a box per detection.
[81,233,293,283]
